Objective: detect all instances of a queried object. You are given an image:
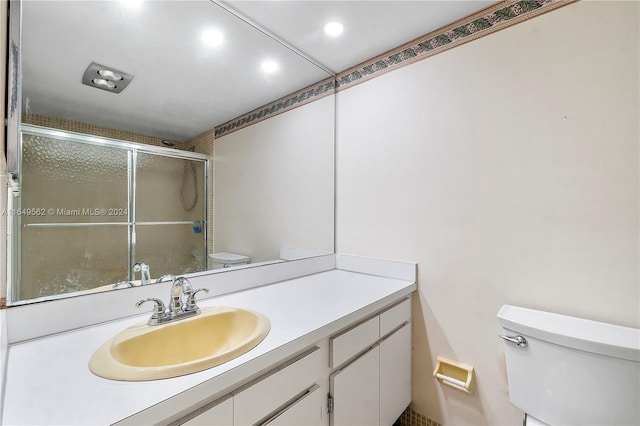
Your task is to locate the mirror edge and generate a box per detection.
[6,0,21,178]
[3,0,22,308]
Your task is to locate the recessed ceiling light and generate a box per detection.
[201,29,224,47]
[324,21,344,37]
[261,60,279,73]
[92,78,117,89]
[97,69,123,81]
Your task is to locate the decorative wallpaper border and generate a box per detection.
[214,0,576,138]
[335,0,576,91]
[214,77,336,138]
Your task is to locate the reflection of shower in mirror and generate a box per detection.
[181,158,199,212]
[12,126,209,302]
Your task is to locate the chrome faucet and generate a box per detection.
[133,261,151,285]
[170,276,193,315]
[136,276,209,325]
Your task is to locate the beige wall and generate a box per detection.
[335,2,639,425]
[214,95,335,263]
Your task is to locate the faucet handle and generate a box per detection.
[133,262,147,272]
[156,274,176,284]
[135,298,167,319]
[184,288,209,311]
[113,280,136,289]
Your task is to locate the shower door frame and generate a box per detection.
[10,124,209,303]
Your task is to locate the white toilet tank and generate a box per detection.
[497,305,639,426]
[209,252,250,269]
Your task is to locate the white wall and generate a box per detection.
[214,95,335,263]
[335,2,639,425]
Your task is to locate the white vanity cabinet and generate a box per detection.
[170,298,411,426]
[329,298,412,426]
[185,387,325,426]
[379,322,411,426]
[181,395,234,426]
[261,384,324,426]
[173,347,326,426]
[2,259,417,426]
[233,347,325,426]
[330,345,381,426]
[173,298,412,426]
[121,298,411,426]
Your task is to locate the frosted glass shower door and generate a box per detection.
[13,128,209,303]
[18,133,130,300]
[135,152,207,276]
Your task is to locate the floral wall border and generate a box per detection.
[214,0,577,138]
[334,0,577,91]
[214,77,336,138]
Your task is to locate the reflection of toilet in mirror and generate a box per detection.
[209,252,250,269]
[498,305,639,426]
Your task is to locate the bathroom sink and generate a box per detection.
[89,306,270,381]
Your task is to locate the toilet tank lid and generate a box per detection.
[498,305,640,362]
[209,252,250,263]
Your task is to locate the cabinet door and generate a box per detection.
[264,385,324,426]
[234,347,323,426]
[330,345,380,426]
[380,323,411,426]
[182,396,233,426]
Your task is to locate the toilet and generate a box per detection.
[208,252,250,269]
[497,304,639,425]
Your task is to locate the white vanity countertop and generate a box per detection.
[2,269,415,425]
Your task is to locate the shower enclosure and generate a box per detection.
[11,125,208,301]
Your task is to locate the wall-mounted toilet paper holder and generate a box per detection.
[432,356,474,393]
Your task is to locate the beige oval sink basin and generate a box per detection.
[89,306,270,381]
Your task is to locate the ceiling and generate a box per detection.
[223,1,495,74]
[21,0,495,141]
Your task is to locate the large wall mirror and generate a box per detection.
[5,0,335,305]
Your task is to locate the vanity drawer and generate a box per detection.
[379,298,411,337]
[261,384,323,426]
[233,347,323,426]
[330,315,379,368]
[181,395,233,426]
